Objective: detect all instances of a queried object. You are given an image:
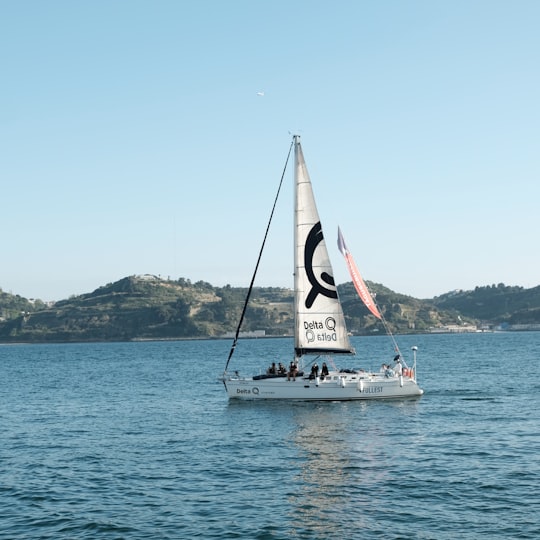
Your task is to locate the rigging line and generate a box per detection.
[224,138,295,373]
[370,295,405,362]
[380,310,401,353]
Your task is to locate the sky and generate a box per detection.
[1,1,539,302]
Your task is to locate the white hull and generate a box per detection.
[223,371,423,401]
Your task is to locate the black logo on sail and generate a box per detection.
[304,222,337,308]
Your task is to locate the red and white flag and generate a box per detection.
[337,227,382,319]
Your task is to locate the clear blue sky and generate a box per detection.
[2,1,539,301]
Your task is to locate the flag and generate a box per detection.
[338,227,382,319]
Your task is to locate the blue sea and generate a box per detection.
[1,332,539,539]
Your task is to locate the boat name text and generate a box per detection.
[360,386,383,394]
[236,387,259,395]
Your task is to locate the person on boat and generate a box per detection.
[278,362,287,376]
[267,362,277,375]
[381,363,390,377]
[287,361,298,381]
[393,355,403,376]
[309,363,319,380]
[321,362,329,379]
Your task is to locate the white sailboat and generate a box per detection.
[222,136,423,400]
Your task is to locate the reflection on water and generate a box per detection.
[286,401,406,537]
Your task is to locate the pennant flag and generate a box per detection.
[338,227,382,319]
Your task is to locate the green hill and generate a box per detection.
[431,284,540,325]
[1,276,539,343]
[0,276,294,342]
[0,289,47,320]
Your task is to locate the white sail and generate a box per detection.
[293,137,353,356]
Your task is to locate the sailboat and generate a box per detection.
[221,135,423,400]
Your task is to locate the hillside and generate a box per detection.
[0,276,294,342]
[431,284,540,326]
[1,276,539,343]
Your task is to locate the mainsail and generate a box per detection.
[337,227,382,319]
[294,138,353,356]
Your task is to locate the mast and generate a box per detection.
[293,135,300,358]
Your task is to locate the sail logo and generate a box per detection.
[304,222,337,308]
[304,318,337,343]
